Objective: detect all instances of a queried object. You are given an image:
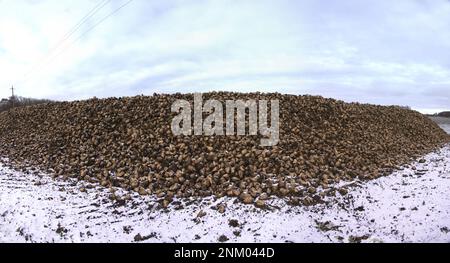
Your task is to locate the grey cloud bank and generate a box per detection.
[0,0,449,113]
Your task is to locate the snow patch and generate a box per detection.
[1,144,449,243]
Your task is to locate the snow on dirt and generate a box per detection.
[1,142,449,243]
[429,116,450,134]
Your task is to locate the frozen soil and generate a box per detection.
[1,143,449,243]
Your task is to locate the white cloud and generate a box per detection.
[0,0,449,113]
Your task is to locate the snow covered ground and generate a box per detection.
[1,143,449,243]
[429,117,450,134]
[1,122,449,243]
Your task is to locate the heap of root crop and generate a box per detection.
[0,92,448,207]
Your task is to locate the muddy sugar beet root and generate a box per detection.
[171,93,279,146]
[0,92,448,206]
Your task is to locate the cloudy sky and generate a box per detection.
[0,0,449,113]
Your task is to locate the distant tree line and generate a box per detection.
[0,95,53,112]
[437,111,450,118]
[426,111,450,117]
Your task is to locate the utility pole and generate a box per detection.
[11,85,15,109]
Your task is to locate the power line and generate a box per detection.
[22,0,111,81]
[66,0,134,50]
[20,0,134,85]
[21,0,112,82]
[53,0,111,50]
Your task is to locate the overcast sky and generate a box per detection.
[0,0,449,113]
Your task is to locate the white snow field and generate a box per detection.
[0,122,449,243]
[1,145,449,243]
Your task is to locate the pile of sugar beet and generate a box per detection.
[0,92,449,207]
